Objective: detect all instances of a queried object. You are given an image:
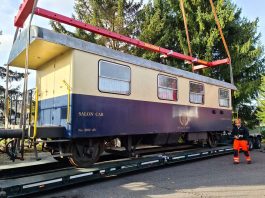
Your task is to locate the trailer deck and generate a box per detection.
[0,146,233,198]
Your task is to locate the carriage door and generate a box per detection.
[38,54,71,126]
[38,61,56,126]
[52,55,71,126]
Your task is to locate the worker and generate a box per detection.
[232,118,251,164]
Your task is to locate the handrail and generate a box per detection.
[62,80,71,124]
[33,87,38,138]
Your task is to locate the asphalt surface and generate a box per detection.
[35,149,265,198]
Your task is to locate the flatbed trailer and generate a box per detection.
[0,146,233,198]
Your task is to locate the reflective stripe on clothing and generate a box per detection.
[233,139,251,162]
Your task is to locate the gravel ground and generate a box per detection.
[35,149,265,198]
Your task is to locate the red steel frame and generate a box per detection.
[14,0,35,28]
[14,0,230,68]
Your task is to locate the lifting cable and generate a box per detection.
[20,0,39,159]
[209,0,234,85]
[179,0,194,72]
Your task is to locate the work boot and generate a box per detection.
[233,161,239,164]
[247,160,252,164]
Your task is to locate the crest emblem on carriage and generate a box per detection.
[179,114,189,127]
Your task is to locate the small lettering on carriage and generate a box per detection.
[79,112,94,117]
[95,112,104,117]
[78,112,104,117]
[177,126,191,130]
[78,128,97,132]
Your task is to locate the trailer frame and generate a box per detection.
[0,146,233,198]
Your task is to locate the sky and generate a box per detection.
[0,0,265,89]
[0,0,75,89]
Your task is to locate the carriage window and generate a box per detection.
[99,60,131,95]
[219,88,229,107]
[158,75,178,101]
[189,82,204,104]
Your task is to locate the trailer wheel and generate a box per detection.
[254,137,261,149]
[248,138,254,151]
[207,133,217,148]
[69,140,104,168]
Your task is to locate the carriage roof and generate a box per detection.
[8,26,236,90]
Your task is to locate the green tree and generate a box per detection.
[132,0,178,64]
[134,0,265,127]
[0,66,24,117]
[256,76,265,124]
[51,0,142,52]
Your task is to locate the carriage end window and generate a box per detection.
[219,88,230,107]
[189,82,204,104]
[158,75,178,101]
[99,60,131,95]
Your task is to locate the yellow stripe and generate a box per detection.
[62,80,71,124]
[33,87,38,138]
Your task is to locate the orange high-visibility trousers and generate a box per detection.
[233,139,251,163]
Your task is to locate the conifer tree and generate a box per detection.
[0,66,24,121]
[51,0,142,52]
[134,0,265,127]
[257,76,265,124]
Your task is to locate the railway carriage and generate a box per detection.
[8,26,236,167]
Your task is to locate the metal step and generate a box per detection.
[0,146,233,198]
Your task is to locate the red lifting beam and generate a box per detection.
[14,0,35,28]
[14,2,230,67]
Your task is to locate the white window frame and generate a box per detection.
[98,60,131,95]
[219,88,230,107]
[157,75,178,101]
[189,82,205,104]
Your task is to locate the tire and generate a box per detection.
[207,133,218,148]
[68,140,104,168]
[254,137,262,149]
[248,138,254,151]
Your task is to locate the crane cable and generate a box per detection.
[20,0,39,159]
[209,0,234,85]
[179,0,194,72]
